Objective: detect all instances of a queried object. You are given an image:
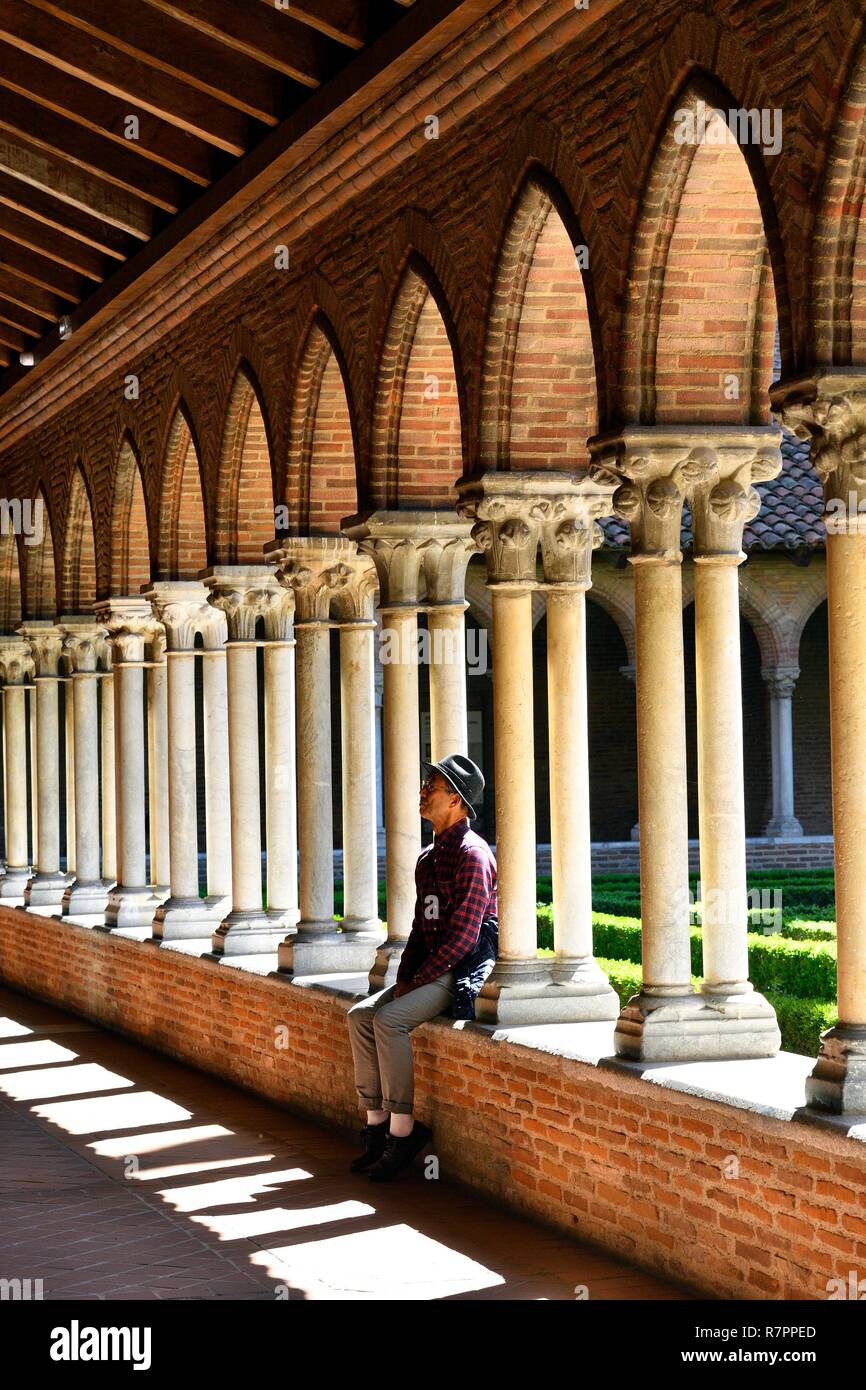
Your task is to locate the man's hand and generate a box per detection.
[393,979,414,999]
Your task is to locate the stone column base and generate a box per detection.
[102,884,168,929]
[368,939,408,992]
[475,959,621,1025]
[0,867,32,897]
[25,870,73,906]
[152,895,232,941]
[208,910,288,957]
[763,817,803,838]
[806,1024,866,1113]
[62,878,112,916]
[277,928,383,978]
[615,988,781,1060]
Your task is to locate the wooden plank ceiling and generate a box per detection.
[0,0,416,370]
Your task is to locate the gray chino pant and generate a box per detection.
[346,970,455,1115]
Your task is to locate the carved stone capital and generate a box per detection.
[94,596,160,664]
[0,636,34,685]
[343,510,477,608]
[456,472,612,587]
[762,664,799,700]
[593,426,782,560]
[266,536,371,622]
[145,581,227,652]
[772,371,866,532]
[19,621,64,677]
[200,566,294,641]
[59,615,110,673]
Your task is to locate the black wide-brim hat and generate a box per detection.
[421,753,485,821]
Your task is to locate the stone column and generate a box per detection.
[266,537,380,976]
[147,582,230,940]
[538,497,619,1018]
[96,598,167,928]
[457,473,617,1023]
[59,618,110,915]
[201,643,231,909]
[344,512,474,990]
[63,664,76,876]
[147,629,170,896]
[775,374,866,1109]
[20,624,69,905]
[100,663,116,883]
[201,567,290,955]
[762,665,803,837]
[420,535,475,762]
[0,638,33,896]
[689,429,782,1053]
[603,427,781,1059]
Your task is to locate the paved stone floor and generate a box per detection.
[0,985,693,1301]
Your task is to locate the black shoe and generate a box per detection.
[367,1122,432,1182]
[349,1118,390,1173]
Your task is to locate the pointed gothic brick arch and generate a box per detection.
[370,255,464,510]
[612,13,793,377]
[808,19,866,362]
[109,433,151,595]
[479,172,599,474]
[214,362,277,564]
[0,529,21,631]
[157,402,208,579]
[23,484,56,620]
[286,316,360,536]
[61,463,97,613]
[621,78,778,426]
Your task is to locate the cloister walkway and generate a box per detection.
[0,984,693,1302]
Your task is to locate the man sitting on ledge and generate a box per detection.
[346,753,498,1182]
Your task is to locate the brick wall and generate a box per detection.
[0,903,862,1301]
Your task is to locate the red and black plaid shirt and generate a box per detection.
[396,818,498,988]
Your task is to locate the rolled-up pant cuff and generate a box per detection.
[383,1099,413,1115]
[357,1091,383,1110]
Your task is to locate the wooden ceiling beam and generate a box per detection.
[0,205,107,283]
[0,173,130,261]
[257,0,367,48]
[142,0,336,82]
[0,240,86,302]
[0,134,153,240]
[0,43,214,186]
[0,322,27,353]
[0,269,62,321]
[0,296,51,338]
[0,348,11,370]
[0,1,250,155]
[25,0,294,119]
[0,89,186,214]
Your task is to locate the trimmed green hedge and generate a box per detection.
[537,907,837,999]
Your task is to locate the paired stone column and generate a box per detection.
[0,637,34,896]
[602,426,781,1059]
[345,512,475,990]
[20,623,69,905]
[146,582,231,939]
[201,567,293,955]
[762,665,803,837]
[95,598,167,928]
[265,537,381,976]
[60,617,110,915]
[774,373,866,1109]
[456,472,618,1023]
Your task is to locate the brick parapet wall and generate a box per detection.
[0,904,860,1301]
